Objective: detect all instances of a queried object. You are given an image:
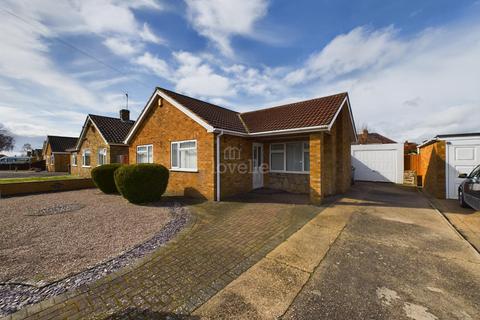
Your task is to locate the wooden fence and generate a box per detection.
[404,154,419,171]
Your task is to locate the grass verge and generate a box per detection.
[0,175,82,184]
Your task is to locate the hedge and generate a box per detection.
[114,164,169,204]
[91,163,122,194]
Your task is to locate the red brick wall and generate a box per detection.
[128,97,215,200]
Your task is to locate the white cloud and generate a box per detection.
[3,0,165,57]
[173,51,234,97]
[296,22,480,142]
[103,37,141,56]
[185,0,270,56]
[140,23,165,44]
[285,26,405,84]
[134,52,172,77]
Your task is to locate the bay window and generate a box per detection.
[171,140,197,171]
[270,142,309,173]
[136,145,153,163]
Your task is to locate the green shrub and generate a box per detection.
[91,163,122,194]
[114,164,169,204]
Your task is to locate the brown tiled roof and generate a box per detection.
[158,88,348,134]
[47,135,77,152]
[356,131,396,144]
[89,114,135,144]
[241,93,347,133]
[158,88,247,133]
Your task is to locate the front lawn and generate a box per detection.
[0,175,81,184]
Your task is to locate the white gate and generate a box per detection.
[351,144,404,183]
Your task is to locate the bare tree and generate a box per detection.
[0,123,14,152]
[22,143,32,156]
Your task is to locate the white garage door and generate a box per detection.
[446,137,480,199]
[351,144,404,183]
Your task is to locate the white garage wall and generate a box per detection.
[351,143,404,184]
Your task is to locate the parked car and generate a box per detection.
[458,164,480,210]
[0,156,31,164]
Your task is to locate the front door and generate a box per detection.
[252,143,264,189]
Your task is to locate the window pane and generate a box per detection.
[171,143,178,167]
[137,146,146,152]
[271,153,284,171]
[304,151,310,171]
[286,142,303,171]
[147,146,153,163]
[180,141,195,148]
[271,144,284,151]
[180,149,197,169]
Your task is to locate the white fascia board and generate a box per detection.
[417,138,438,149]
[327,95,357,142]
[124,89,215,144]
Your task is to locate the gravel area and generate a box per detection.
[0,189,190,316]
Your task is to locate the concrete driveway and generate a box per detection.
[197,183,480,320]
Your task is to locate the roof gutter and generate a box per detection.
[212,125,330,137]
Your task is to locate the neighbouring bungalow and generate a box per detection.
[69,109,135,177]
[356,129,396,144]
[125,87,357,203]
[43,135,78,172]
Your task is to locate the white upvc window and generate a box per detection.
[50,154,54,165]
[98,148,107,166]
[71,153,77,166]
[136,144,153,163]
[82,149,91,167]
[270,141,310,173]
[171,140,197,171]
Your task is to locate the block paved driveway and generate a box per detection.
[8,192,320,319]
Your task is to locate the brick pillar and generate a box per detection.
[309,133,323,204]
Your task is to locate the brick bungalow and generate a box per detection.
[43,135,77,172]
[69,110,134,177]
[356,129,396,144]
[125,87,357,203]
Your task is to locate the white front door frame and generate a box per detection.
[252,143,264,189]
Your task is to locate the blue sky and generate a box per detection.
[1,0,479,154]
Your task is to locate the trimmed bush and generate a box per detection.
[114,164,169,204]
[91,163,122,194]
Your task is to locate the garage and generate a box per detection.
[351,143,404,183]
[418,133,480,199]
[445,134,480,199]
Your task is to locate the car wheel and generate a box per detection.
[459,190,469,208]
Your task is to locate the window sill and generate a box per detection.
[82,165,91,168]
[170,168,198,173]
[269,170,310,175]
[72,165,77,167]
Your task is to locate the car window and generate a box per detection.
[468,166,480,178]
[470,165,480,178]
